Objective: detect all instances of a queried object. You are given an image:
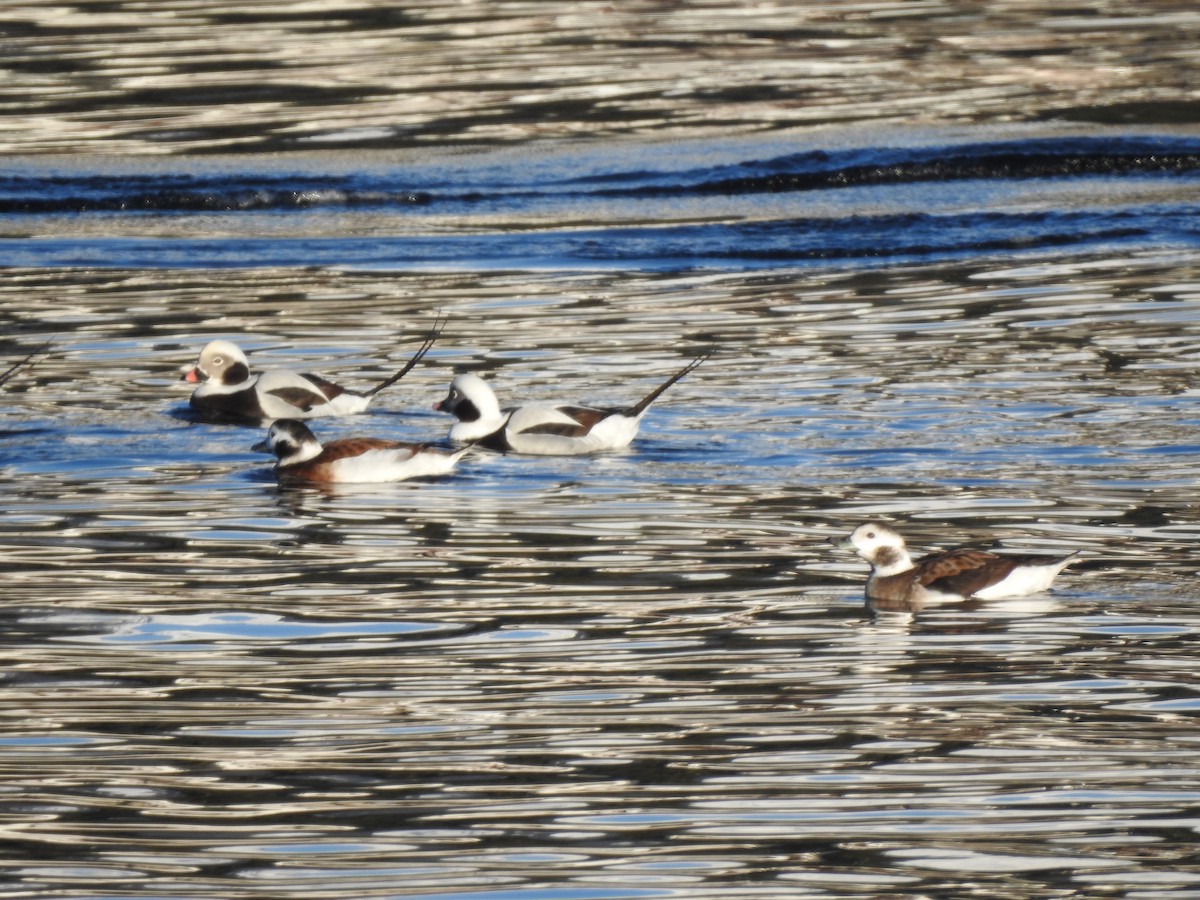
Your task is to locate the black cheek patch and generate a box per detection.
[222,361,251,386]
[455,398,481,423]
[875,547,903,568]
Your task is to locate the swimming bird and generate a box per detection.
[252,418,469,484]
[841,521,1079,607]
[433,353,709,455]
[183,317,443,421]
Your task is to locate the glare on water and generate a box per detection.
[3,258,1200,897]
[3,0,1200,896]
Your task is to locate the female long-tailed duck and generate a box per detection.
[842,521,1079,607]
[183,318,442,421]
[253,419,469,484]
[433,353,708,455]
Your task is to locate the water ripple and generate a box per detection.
[3,9,1200,888]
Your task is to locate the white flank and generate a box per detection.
[329,447,461,483]
[971,557,1077,600]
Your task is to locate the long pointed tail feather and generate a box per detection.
[1056,550,1084,572]
[628,350,711,418]
[451,440,483,464]
[364,312,446,397]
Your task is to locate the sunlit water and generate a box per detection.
[3,2,1200,898]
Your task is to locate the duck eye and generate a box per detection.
[212,355,224,366]
[865,531,875,539]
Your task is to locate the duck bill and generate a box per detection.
[181,367,202,383]
[251,439,272,453]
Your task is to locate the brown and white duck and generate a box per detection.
[841,521,1080,607]
[253,419,469,484]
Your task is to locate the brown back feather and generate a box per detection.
[281,437,423,482]
[265,385,333,411]
[913,549,1018,597]
[320,437,415,459]
[559,406,610,429]
[514,406,609,438]
[518,421,593,438]
[300,373,345,400]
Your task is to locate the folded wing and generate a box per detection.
[913,549,1017,597]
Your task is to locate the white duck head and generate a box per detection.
[183,340,252,387]
[434,372,505,440]
[844,522,914,575]
[252,418,322,467]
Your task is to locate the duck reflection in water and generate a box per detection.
[839,521,1081,613]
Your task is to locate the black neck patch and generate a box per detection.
[274,438,300,459]
[476,426,514,452]
[190,385,265,421]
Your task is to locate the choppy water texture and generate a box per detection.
[4,0,1200,155]
[3,2,1200,899]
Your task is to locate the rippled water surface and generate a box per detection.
[3,2,1200,898]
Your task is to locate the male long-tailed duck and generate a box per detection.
[253,419,469,484]
[183,318,442,421]
[841,521,1080,608]
[433,353,708,455]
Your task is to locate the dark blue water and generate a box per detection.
[5,133,1200,270]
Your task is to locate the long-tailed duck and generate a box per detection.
[433,353,708,455]
[253,419,468,483]
[183,318,442,421]
[842,521,1079,608]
